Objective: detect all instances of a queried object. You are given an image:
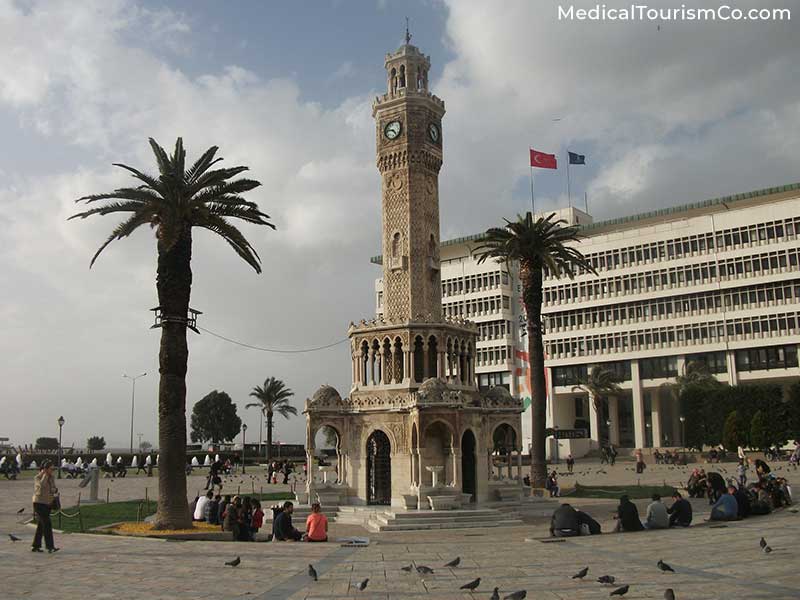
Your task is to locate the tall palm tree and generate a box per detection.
[70,138,274,529]
[246,377,297,464]
[572,365,623,444]
[474,212,595,487]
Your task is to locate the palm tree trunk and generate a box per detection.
[522,265,548,488]
[266,411,273,465]
[153,227,193,530]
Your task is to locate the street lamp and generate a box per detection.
[679,416,686,447]
[123,372,147,454]
[241,423,248,474]
[57,416,65,479]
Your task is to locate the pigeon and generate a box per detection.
[8,534,21,542]
[759,537,767,549]
[400,564,413,572]
[16,508,24,514]
[308,564,318,581]
[416,565,434,574]
[657,560,675,573]
[355,578,369,591]
[225,556,241,567]
[597,575,616,585]
[444,556,461,567]
[572,567,589,579]
[610,585,630,596]
[490,588,500,600]
[460,577,481,590]
[664,589,675,600]
[763,545,773,554]
[503,592,527,600]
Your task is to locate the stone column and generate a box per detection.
[726,349,739,385]
[437,350,446,379]
[545,367,556,428]
[651,392,662,447]
[608,396,621,446]
[368,349,376,385]
[451,447,460,487]
[516,450,523,481]
[408,349,416,383]
[403,349,411,383]
[422,342,430,380]
[631,359,646,448]
[588,392,600,448]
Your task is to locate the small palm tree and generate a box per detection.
[246,377,297,464]
[672,360,721,397]
[572,365,623,443]
[71,138,274,529]
[474,212,595,487]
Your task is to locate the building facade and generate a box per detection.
[373,184,800,456]
[304,38,524,508]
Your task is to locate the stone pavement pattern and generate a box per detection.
[1,462,798,599]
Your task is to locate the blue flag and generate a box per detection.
[568,151,586,165]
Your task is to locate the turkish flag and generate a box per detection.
[529,149,557,169]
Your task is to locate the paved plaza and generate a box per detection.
[2,462,799,599]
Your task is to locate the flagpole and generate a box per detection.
[584,191,588,213]
[566,152,572,208]
[529,166,535,215]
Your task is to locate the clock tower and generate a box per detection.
[373,40,445,323]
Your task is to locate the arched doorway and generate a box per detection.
[461,430,476,502]
[366,430,391,505]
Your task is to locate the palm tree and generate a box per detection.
[246,377,297,464]
[671,360,721,397]
[70,138,274,529]
[474,212,595,487]
[572,365,623,444]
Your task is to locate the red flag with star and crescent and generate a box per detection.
[529,148,557,169]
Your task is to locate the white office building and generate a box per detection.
[374,183,800,456]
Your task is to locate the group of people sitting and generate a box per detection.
[653,449,687,465]
[190,493,329,543]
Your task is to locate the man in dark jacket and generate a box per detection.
[273,501,302,541]
[550,503,581,537]
[575,509,601,535]
[667,491,692,527]
[730,485,750,519]
[614,495,644,532]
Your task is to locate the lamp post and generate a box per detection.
[241,423,248,474]
[57,416,65,479]
[123,372,147,454]
[605,419,611,445]
[679,416,686,448]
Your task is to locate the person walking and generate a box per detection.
[566,454,575,474]
[634,449,646,474]
[31,460,59,553]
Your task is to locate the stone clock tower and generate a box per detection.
[304,36,524,510]
[374,40,445,323]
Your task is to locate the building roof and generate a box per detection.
[369,181,800,265]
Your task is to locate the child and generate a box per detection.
[736,459,747,489]
[251,500,264,540]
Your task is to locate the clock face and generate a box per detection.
[428,123,440,143]
[384,120,402,140]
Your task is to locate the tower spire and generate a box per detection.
[405,16,411,45]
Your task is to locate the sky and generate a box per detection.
[1,0,798,450]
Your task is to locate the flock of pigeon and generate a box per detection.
[217,550,790,598]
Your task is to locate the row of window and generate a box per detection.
[545,311,800,358]
[544,247,800,305]
[476,345,513,366]
[735,345,798,371]
[477,320,514,342]
[544,279,800,333]
[546,215,800,278]
[442,270,510,297]
[478,371,511,391]
[443,295,511,318]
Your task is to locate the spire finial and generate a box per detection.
[405,17,411,44]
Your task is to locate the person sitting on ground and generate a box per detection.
[206,494,220,525]
[707,471,726,505]
[566,454,575,474]
[614,495,644,532]
[709,487,738,521]
[667,490,692,527]
[273,501,302,541]
[729,485,750,519]
[238,497,252,541]
[194,490,212,522]
[223,496,241,539]
[523,474,531,487]
[545,471,560,497]
[550,503,581,537]
[749,483,773,515]
[687,469,703,498]
[218,495,230,529]
[189,494,199,518]
[752,458,771,482]
[575,509,601,535]
[645,493,670,529]
[304,502,329,542]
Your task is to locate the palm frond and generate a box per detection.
[88,209,154,267]
[184,146,220,184]
[195,214,262,273]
